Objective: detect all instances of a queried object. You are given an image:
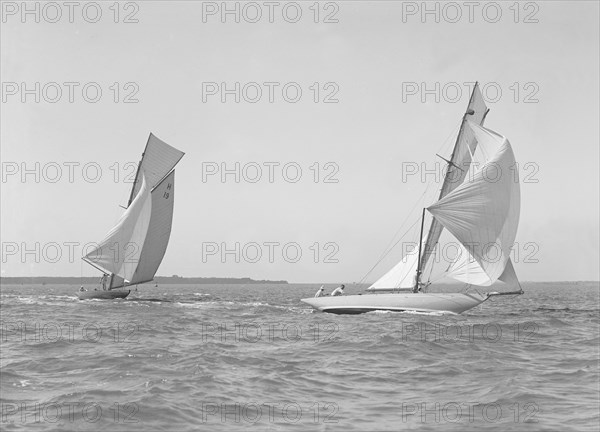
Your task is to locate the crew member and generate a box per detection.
[314,286,326,297]
[330,284,345,296]
[100,273,108,290]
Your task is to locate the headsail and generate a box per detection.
[128,170,176,285]
[418,83,488,282]
[427,122,520,285]
[83,174,152,282]
[128,133,185,206]
[368,235,427,290]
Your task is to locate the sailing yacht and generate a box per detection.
[302,82,523,314]
[77,134,184,300]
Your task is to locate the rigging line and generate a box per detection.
[358,121,461,286]
[428,249,468,284]
[428,270,451,285]
[415,120,461,200]
[363,156,443,286]
[474,143,486,167]
[362,183,430,274]
[425,244,437,283]
[358,216,420,285]
[425,239,454,285]
[473,129,494,166]
[436,121,462,157]
[466,135,476,160]
[422,121,462,203]
[360,179,432,279]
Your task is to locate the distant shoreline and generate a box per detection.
[0,278,597,286]
[0,276,288,285]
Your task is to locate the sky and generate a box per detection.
[1,1,599,283]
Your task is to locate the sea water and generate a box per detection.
[1,282,598,431]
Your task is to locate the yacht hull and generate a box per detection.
[301,292,488,315]
[77,289,130,300]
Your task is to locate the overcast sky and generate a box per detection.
[1,1,598,282]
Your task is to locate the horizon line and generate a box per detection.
[1,276,599,285]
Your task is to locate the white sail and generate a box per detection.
[128,133,185,205]
[419,83,488,277]
[368,236,427,290]
[446,243,520,290]
[83,175,152,281]
[109,274,125,289]
[427,122,520,285]
[79,134,184,296]
[446,243,491,285]
[301,80,523,315]
[129,170,176,285]
[496,258,520,290]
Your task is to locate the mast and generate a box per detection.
[127,154,144,207]
[417,82,488,283]
[414,208,426,292]
[444,82,480,193]
[126,136,150,207]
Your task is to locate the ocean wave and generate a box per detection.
[1,282,598,431]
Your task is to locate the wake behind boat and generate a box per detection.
[77,134,184,300]
[302,82,523,315]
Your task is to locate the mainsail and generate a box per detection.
[129,170,176,285]
[83,134,184,289]
[418,83,489,282]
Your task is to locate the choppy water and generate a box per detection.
[1,282,598,431]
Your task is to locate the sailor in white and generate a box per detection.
[100,273,108,290]
[330,285,345,296]
[314,286,326,297]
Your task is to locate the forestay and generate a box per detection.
[368,236,428,290]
